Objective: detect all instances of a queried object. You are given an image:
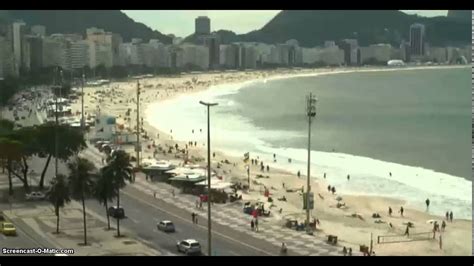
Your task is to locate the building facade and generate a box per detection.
[409,23,425,57]
[195,16,211,35]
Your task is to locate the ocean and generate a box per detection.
[146,67,472,219]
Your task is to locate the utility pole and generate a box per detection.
[81,69,85,133]
[55,68,63,178]
[199,100,218,256]
[305,93,317,233]
[136,79,141,168]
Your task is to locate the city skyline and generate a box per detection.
[123,10,449,38]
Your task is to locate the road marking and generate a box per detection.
[122,189,274,256]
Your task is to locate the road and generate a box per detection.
[0,204,51,256]
[2,95,281,256]
[25,155,277,256]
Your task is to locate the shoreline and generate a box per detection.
[75,65,471,255]
[143,64,471,218]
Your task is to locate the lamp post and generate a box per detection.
[55,68,63,179]
[305,93,317,233]
[81,70,85,133]
[136,80,141,168]
[199,100,218,256]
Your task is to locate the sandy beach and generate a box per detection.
[71,66,472,256]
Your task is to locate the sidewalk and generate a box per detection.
[2,199,162,256]
[83,146,342,256]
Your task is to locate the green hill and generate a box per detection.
[1,10,172,44]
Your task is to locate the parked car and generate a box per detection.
[157,220,175,233]
[108,206,125,219]
[0,222,17,236]
[25,191,46,201]
[176,239,201,255]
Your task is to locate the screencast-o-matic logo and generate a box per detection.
[2,247,75,255]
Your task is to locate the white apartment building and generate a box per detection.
[42,36,66,69]
[302,46,344,66]
[359,44,392,64]
[181,43,209,70]
[70,40,89,69]
[12,21,26,74]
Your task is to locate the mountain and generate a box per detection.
[447,10,471,22]
[183,29,240,45]
[238,10,471,47]
[0,10,172,44]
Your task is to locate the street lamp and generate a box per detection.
[55,68,63,178]
[81,70,85,133]
[199,100,218,256]
[305,93,317,234]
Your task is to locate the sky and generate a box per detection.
[123,10,449,38]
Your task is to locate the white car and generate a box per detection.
[176,239,201,255]
[25,192,46,201]
[157,220,175,233]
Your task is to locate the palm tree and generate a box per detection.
[103,150,134,237]
[68,157,96,245]
[94,167,117,230]
[37,123,86,189]
[46,174,71,234]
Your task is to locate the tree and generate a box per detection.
[94,167,117,230]
[36,123,86,188]
[68,157,96,245]
[46,174,71,234]
[102,150,134,237]
[0,138,22,195]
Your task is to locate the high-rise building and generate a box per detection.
[195,16,211,35]
[24,35,43,71]
[12,21,26,74]
[31,25,46,37]
[201,34,220,69]
[409,23,425,57]
[70,40,89,70]
[337,39,359,65]
[42,36,66,69]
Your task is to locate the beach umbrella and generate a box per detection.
[335,196,343,201]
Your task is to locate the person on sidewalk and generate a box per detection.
[191,212,196,224]
[250,220,255,231]
[255,219,259,232]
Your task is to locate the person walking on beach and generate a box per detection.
[389,172,392,177]
[327,185,331,192]
[441,220,446,231]
[399,206,404,217]
[192,129,194,134]
[445,211,449,221]
[213,152,215,158]
[404,224,410,236]
[194,141,197,146]
[449,211,453,222]
[255,218,259,232]
[250,220,255,231]
[348,248,352,256]
[331,186,336,194]
[266,165,270,172]
[347,174,350,181]
[191,212,196,224]
[388,207,393,216]
[324,173,326,179]
[425,198,430,211]
[297,171,300,177]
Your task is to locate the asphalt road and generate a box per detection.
[3,98,280,256]
[26,156,275,256]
